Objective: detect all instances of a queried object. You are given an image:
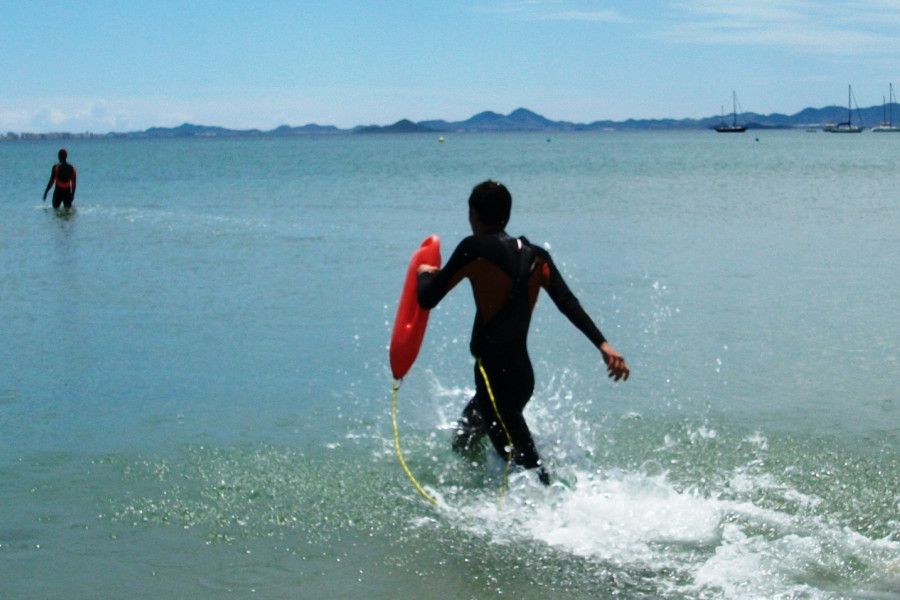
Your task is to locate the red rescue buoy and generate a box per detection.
[390,235,441,379]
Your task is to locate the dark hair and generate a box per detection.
[468,180,511,228]
[58,148,68,161]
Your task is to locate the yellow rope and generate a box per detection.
[476,358,514,508]
[392,363,513,508]
[391,380,438,505]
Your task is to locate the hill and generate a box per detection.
[354,119,435,134]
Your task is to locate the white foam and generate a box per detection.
[523,472,721,561]
[436,464,900,600]
[445,468,722,567]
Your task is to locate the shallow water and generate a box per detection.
[1,131,899,599]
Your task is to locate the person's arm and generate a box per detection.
[416,237,476,309]
[542,253,630,381]
[70,167,76,199]
[43,165,57,200]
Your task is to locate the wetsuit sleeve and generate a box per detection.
[417,236,478,309]
[71,167,76,196]
[542,253,607,349]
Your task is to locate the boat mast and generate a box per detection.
[888,83,894,127]
[847,84,852,126]
[732,91,738,127]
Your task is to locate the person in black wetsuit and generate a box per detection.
[416,180,629,485]
[43,148,77,210]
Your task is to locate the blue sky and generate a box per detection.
[4,0,900,133]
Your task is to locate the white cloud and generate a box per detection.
[654,0,900,57]
[0,97,194,134]
[478,1,633,23]
[542,9,632,23]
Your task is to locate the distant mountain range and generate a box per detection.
[9,104,900,140]
[127,104,900,136]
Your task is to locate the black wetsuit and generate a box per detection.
[46,162,76,210]
[417,231,607,477]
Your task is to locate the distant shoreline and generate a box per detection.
[4,104,897,140]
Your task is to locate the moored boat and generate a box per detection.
[871,83,900,132]
[824,85,863,133]
[714,91,747,133]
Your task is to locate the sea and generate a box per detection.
[1,130,899,599]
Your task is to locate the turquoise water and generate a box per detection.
[1,131,899,599]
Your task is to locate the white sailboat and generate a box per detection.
[871,83,900,132]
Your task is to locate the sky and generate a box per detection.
[4,0,900,133]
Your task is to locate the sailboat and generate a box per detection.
[871,83,900,132]
[825,85,863,133]
[714,91,747,132]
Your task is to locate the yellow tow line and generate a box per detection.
[477,358,514,508]
[391,379,437,505]
[392,360,515,508]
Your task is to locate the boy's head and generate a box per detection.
[468,180,511,230]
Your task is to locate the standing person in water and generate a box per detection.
[43,148,77,210]
[416,180,629,485]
